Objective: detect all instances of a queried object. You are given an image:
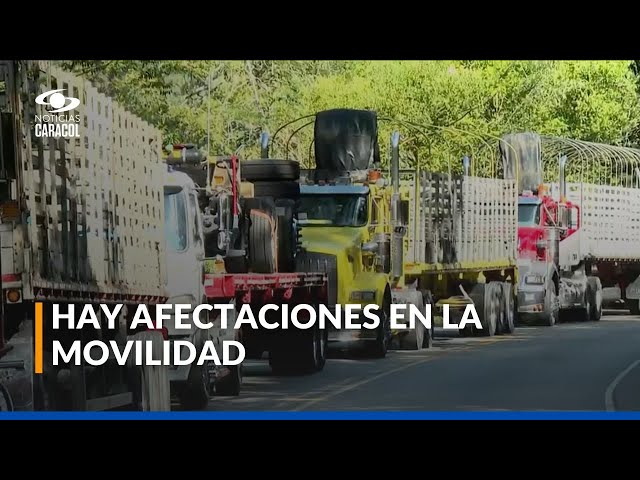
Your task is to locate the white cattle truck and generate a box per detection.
[0,60,171,410]
[161,167,243,410]
[546,135,640,317]
[507,132,640,324]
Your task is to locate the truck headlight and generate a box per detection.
[6,289,21,303]
[524,275,544,285]
[350,291,376,301]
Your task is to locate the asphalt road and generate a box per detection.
[207,310,640,411]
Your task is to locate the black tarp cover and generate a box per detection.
[313,109,380,171]
[500,132,543,193]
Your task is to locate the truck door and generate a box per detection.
[188,191,205,302]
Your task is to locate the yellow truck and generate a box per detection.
[259,108,519,357]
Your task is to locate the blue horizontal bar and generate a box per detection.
[1,411,640,420]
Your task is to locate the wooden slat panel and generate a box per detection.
[19,63,166,297]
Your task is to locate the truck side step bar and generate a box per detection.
[86,393,133,411]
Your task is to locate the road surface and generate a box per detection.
[206,310,640,411]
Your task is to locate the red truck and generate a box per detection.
[503,132,640,326]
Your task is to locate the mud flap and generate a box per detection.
[127,330,170,411]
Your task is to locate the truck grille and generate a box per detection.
[296,252,338,306]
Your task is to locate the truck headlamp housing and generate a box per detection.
[6,289,21,303]
[524,275,545,285]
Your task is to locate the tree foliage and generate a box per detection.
[59,60,640,175]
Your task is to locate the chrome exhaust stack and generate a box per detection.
[390,131,406,280]
[260,131,270,159]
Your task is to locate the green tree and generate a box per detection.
[59,60,640,179]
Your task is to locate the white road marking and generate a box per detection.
[605,359,640,411]
[291,358,435,411]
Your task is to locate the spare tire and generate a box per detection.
[249,205,277,273]
[275,198,296,272]
[253,181,300,200]
[241,159,300,182]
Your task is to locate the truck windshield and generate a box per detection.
[164,188,188,251]
[299,194,368,227]
[518,203,541,226]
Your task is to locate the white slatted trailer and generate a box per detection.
[546,180,640,311]
[397,169,519,337]
[547,181,640,262]
[0,61,170,411]
[405,173,517,267]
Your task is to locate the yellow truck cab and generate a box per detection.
[293,109,427,357]
[268,107,519,357]
[297,181,392,355]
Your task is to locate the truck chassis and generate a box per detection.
[204,271,329,375]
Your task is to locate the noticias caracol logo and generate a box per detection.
[35,89,80,113]
[34,89,81,138]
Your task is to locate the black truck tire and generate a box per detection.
[397,291,433,350]
[249,206,277,273]
[269,321,326,375]
[369,289,392,357]
[542,283,558,326]
[180,362,211,410]
[423,291,435,347]
[241,159,300,182]
[470,282,501,337]
[253,181,300,200]
[587,276,603,321]
[296,325,323,374]
[224,255,248,274]
[501,282,516,334]
[215,364,242,396]
[275,198,296,272]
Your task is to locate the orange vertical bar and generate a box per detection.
[35,302,43,374]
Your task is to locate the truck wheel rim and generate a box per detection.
[416,322,424,348]
[312,328,318,363]
[202,362,210,395]
[489,289,499,333]
[506,293,514,328]
[319,331,326,360]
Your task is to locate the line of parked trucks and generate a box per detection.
[1,61,640,411]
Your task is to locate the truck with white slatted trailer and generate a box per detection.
[0,60,170,410]
[391,132,518,341]
[506,132,640,325]
[264,109,519,356]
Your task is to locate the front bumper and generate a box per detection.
[518,288,546,314]
[328,328,378,343]
[326,304,379,346]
